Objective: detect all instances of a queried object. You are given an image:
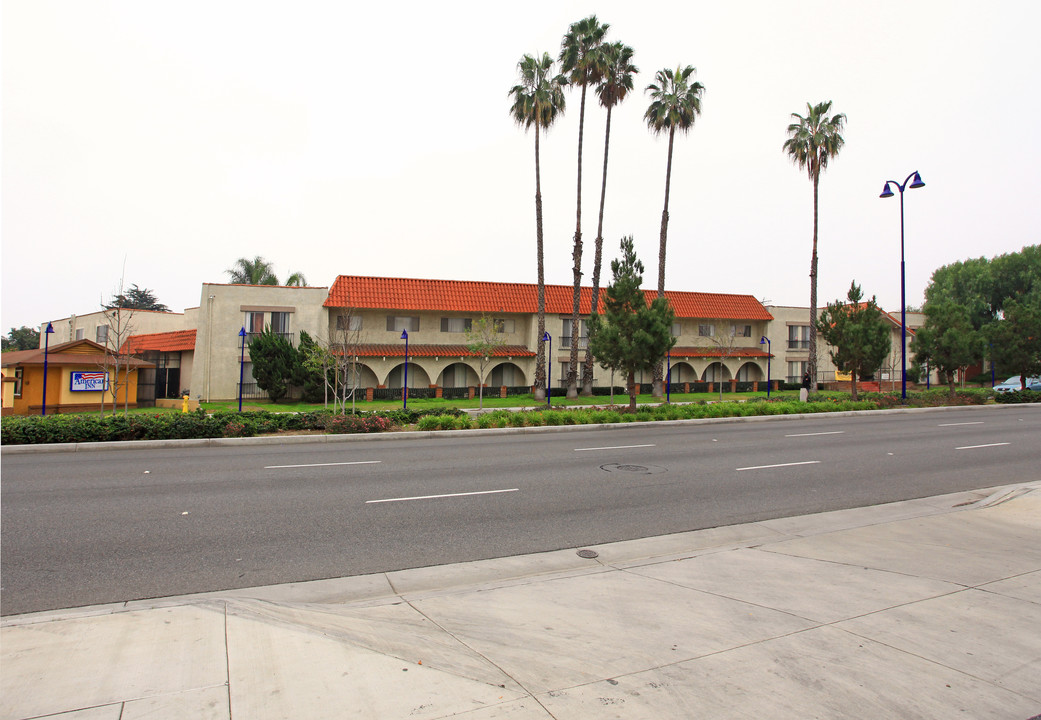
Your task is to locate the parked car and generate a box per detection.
[994,375,1041,393]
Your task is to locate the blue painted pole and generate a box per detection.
[400,329,409,409]
[542,331,551,407]
[238,327,246,413]
[41,322,54,416]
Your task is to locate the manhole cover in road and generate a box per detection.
[600,463,667,475]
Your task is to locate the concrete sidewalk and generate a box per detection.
[3,484,1040,720]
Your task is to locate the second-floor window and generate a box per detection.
[440,317,472,333]
[561,318,588,348]
[731,324,752,337]
[788,325,810,350]
[493,318,515,333]
[336,314,362,331]
[271,312,290,335]
[699,324,714,337]
[245,312,265,334]
[96,325,109,344]
[387,316,420,332]
[671,322,682,337]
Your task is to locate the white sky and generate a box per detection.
[4,1,1040,331]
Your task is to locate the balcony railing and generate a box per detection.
[244,331,295,346]
[787,340,810,350]
[559,335,589,349]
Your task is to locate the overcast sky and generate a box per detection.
[4,1,1040,332]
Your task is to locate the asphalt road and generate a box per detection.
[3,405,1039,615]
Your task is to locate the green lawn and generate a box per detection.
[199,389,829,414]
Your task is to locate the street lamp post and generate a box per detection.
[879,171,925,401]
[759,336,771,398]
[542,331,552,407]
[41,322,54,416]
[666,350,671,403]
[238,327,247,413]
[400,329,409,409]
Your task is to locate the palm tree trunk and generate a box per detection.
[808,169,820,393]
[652,126,677,397]
[534,126,547,401]
[568,82,589,400]
[583,104,613,397]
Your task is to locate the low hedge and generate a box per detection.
[994,389,1041,404]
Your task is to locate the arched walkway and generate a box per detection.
[385,362,431,389]
[702,362,732,382]
[438,362,479,388]
[489,362,526,387]
[736,362,764,382]
[667,361,696,384]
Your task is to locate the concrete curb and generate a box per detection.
[1,402,1034,455]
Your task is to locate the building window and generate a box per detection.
[493,318,515,334]
[671,322,682,337]
[336,314,362,331]
[96,325,109,344]
[270,312,290,336]
[440,317,472,333]
[561,319,588,348]
[245,312,265,334]
[788,325,810,350]
[75,328,85,340]
[13,367,23,397]
[787,360,807,384]
[698,324,714,337]
[731,324,752,337]
[387,316,420,332]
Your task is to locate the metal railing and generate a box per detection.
[787,340,810,350]
[244,331,295,346]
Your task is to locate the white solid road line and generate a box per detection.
[574,444,656,451]
[366,488,519,504]
[939,421,985,427]
[955,443,1010,450]
[785,431,845,437]
[736,460,821,471]
[265,460,383,469]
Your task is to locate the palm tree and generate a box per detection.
[582,40,637,395]
[783,101,846,392]
[509,53,567,401]
[226,256,279,285]
[645,65,705,395]
[560,15,609,399]
[226,257,307,286]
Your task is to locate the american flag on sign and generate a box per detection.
[79,373,107,380]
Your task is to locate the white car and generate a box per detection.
[994,375,1041,393]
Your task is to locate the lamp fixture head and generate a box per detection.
[759,336,767,344]
[45,322,55,334]
[909,172,925,189]
[542,332,551,342]
[879,182,895,199]
[400,329,408,340]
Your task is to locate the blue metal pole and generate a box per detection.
[238,328,246,413]
[542,331,551,407]
[666,350,671,403]
[401,330,409,409]
[41,323,53,416]
[900,187,907,401]
[765,338,771,398]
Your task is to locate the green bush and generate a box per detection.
[994,389,1041,404]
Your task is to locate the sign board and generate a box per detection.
[70,371,109,392]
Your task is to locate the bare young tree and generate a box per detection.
[706,324,740,401]
[464,315,509,409]
[97,278,137,417]
[302,308,364,414]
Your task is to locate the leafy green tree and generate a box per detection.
[583,40,637,396]
[816,282,890,401]
[465,316,508,409]
[248,326,299,401]
[588,237,675,410]
[509,52,567,401]
[105,284,170,311]
[2,326,41,352]
[783,101,847,392]
[645,64,704,395]
[294,330,326,403]
[924,255,995,330]
[988,292,1041,390]
[911,300,984,398]
[560,15,609,399]
[226,256,307,286]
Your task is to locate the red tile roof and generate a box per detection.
[325,276,773,321]
[124,330,197,354]
[670,347,772,358]
[341,344,535,358]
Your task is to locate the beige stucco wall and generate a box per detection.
[41,310,190,350]
[191,283,330,401]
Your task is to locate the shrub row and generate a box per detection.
[994,389,1041,404]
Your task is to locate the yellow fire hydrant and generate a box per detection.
[182,394,190,413]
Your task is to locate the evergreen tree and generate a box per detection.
[816,282,890,401]
[106,284,169,312]
[2,326,41,352]
[987,292,1041,390]
[587,237,675,410]
[912,300,984,397]
[248,327,299,402]
[295,330,326,403]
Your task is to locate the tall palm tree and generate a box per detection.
[283,271,308,287]
[509,53,567,401]
[783,101,846,392]
[645,65,704,395]
[226,256,279,285]
[582,40,637,395]
[560,15,609,399]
